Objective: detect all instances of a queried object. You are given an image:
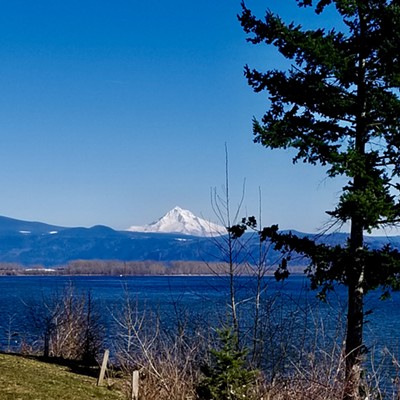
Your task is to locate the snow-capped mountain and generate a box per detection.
[126,206,227,237]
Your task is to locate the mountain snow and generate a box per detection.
[126,206,227,237]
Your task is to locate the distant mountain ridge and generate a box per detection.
[0,216,64,234]
[0,211,398,266]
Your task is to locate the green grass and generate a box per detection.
[0,353,125,400]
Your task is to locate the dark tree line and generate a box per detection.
[0,260,264,276]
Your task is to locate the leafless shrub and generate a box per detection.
[24,283,103,363]
[0,312,19,352]
[360,345,400,400]
[111,291,212,400]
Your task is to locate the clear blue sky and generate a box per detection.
[0,0,350,233]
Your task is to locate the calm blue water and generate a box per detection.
[0,275,397,338]
[0,275,303,345]
[0,275,314,320]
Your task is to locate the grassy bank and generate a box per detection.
[0,353,124,400]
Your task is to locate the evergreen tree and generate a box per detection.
[197,329,257,400]
[238,1,400,399]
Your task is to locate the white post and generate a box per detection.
[97,349,110,386]
[131,370,139,400]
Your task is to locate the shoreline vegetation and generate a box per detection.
[0,260,306,276]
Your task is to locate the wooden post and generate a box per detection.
[97,349,109,386]
[131,370,139,400]
[44,331,49,358]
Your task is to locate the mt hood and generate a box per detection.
[126,206,226,237]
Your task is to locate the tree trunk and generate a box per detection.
[344,271,364,400]
[344,6,368,398]
[344,218,365,400]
